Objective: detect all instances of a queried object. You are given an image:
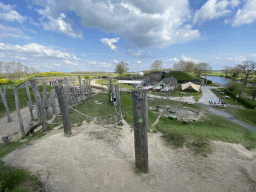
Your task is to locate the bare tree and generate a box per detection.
[184,61,196,72]
[150,60,163,71]
[24,65,29,76]
[173,60,186,71]
[194,62,212,78]
[0,60,3,74]
[223,65,231,77]
[238,60,256,84]
[14,62,23,80]
[4,62,16,79]
[115,61,129,76]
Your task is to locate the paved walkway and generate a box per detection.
[149,94,196,103]
[197,86,224,105]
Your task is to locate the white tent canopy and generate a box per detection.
[182,82,201,92]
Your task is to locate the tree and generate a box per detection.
[184,61,195,72]
[115,61,129,76]
[14,62,23,80]
[238,60,256,84]
[248,86,256,100]
[173,60,186,71]
[223,65,231,77]
[150,60,163,71]
[194,62,212,78]
[0,60,3,74]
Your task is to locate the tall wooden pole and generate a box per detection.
[30,80,48,131]
[55,86,72,137]
[0,84,12,122]
[43,82,50,118]
[78,75,82,102]
[115,85,122,123]
[132,89,148,173]
[83,79,86,100]
[25,81,34,120]
[14,87,25,138]
[49,89,59,122]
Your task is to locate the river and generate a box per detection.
[201,76,233,85]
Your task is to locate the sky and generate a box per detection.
[0,0,256,73]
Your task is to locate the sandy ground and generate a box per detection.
[1,116,256,192]
[1,84,256,192]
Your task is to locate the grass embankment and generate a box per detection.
[0,85,55,118]
[211,88,256,128]
[96,79,134,90]
[165,71,195,83]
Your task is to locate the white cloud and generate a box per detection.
[181,55,199,63]
[166,58,180,62]
[99,62,112,68]
[127,49,144,57]
[30,0,200,48]
[113,60,119,64]
[193,0,240,25]
[81,54,86,57]
[232,0,256,26]
[0,2,26,23]
[137,61,141,64]
[37,8,84,40]
[0,24,30,40]
[216,57,220,60]
[100,38,119,51]
[252,54,256,58]
[227,56,246,62]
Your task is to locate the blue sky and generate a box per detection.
[0,0,256,72]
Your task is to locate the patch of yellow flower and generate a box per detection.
[0,79,8,85]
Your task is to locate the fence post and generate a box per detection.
[115,85,122,123]
[55,86,72,137]
[14,87,26,138]
[25,81,34,120]
[109,78,115,102]
[83,79,86,100]
[132,89,148,173]
[86,80,89,99]
[89,79,91,98]
[50,89,59,122]
[0,84,12,122]
[30,80,48,131]
[43,82,50,118]
[64,77,70,106]
[74,87,78,107]
[78,75,83,102]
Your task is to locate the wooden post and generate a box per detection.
[30,80,48,131]
[89,79,91,98]
[0,84,12,122]
[43,82,50,118]
[35,104,40,120]
[132,89,148,173]
[25,81,34,120]
[83,79,86,100]
[14,87,26,138]
[115,85,122,123]
[64,77,70,106]
[86,80,89,99]
[78,75,82,102]
[74,87,78,107]
[55,86,72,137]
[50,89,59,122]
[109,78,115,102]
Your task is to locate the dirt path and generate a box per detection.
[1,118,256,192]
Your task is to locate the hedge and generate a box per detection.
[223,88,256,109]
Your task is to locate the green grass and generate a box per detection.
[155,112,256,157]
[165,71,195,82]
[69,93,117,126]
[210,88,256,127]
[96,79,134,90]
[0,85,55,118]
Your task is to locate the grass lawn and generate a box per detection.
[96,79,134,90]
[210,88,256,127]
[155,112,256,157]
[69,93,117,126]
[0,85,55,118]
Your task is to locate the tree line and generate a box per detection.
[0,60,39,80]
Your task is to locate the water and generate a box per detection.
[202,76,233,85]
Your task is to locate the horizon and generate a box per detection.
[0,0,256,73]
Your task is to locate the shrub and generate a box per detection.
[84,75,90,79]
[0,79,9,85]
